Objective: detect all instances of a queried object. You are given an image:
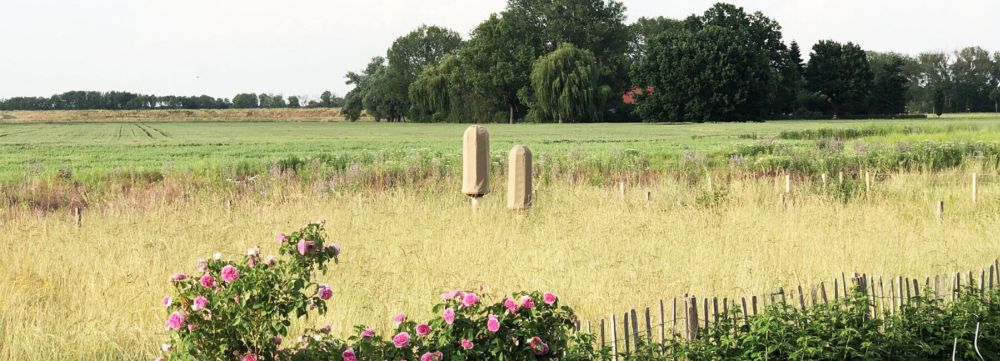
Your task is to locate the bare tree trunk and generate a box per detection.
[509,105,514,124]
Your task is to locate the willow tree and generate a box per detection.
[530,43,608,123]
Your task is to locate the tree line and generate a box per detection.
[0,90,345,111]
[343,0,1000,122]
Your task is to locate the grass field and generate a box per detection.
[2,114,1000,360]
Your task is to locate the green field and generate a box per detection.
[2,115,1000,184]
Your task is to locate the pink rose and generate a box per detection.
[318,285,333,300]
[520,295,535,309]
[543,292,557,305]
[443,307,455,325]
[360,328,375,338]
[297,239,315,255]
[213,252,222,260]
[440,289,464,300]
[165,312,186,330]
[199,274,215,288]
[393,312,406,325]
[342,347,357,361]
[461,338,474,350]
[529,336,549,355]
[169,273,188,282]
[161,343,170,352]
[265,255,276,266]
[272,336,282,345]
[196,259,207,273]
[162,296,172,308]
[503,298,519,313]
[461,293,480,307]
[321,323,332,333]
[277,233,287,243]
[241,354,257,361]
[192,295,208,311]
[415,323,431,337]
[221,265,239,283]
[486,314,500,333]
[392,332,410,348]
[420,351,443,361]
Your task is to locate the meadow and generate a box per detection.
[1,114,1000,360]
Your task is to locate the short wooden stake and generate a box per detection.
[865,171,871,193]
[645,191,652,202]
[838,171,844,186]
[785,174,791,194]
[74,207,82,228]
[618,181,625,199]
[972,173,978,204]
[936,200,944,220]
[821,173,828,189]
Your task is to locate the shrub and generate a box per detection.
[157,223,600,361]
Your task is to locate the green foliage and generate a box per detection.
[625,288,1000,360]
[530,43,609,123]
[806,41,875,118]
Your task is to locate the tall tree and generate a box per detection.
[386,25,464,120]
[461,14,538,123]
[232,93,258,108]
[868,52,910,115]
[805,41,873,117]
[633,25,770,122]
[287,96,300,108]
[530,43,608,123]
[320,91,333,107]
[950,46,994,112]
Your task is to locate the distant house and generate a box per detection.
[622,86,653,105]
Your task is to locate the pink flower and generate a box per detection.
[321,323,332,333]
[520,295,535,309]
[155,358,164,361]
[503,298,519,313]
[246,247,259,256]
[199,274,216,288]
[169,273,188,282]
[221,265,239,283]
[461,293,480,307]
[297,239,315,255]
[342,348,357,361]
[162,296,172,308]
[165,312,186,330]
[326,244,341,256]
[440,289,464,300]
[192,295,208,311]
[264,255,276,266]
[187,324,196,332]
[277,233,287,243]
[196,259,207,273]
[161,343,170,352]
[543,292,557,305]
[272,336,282,345]
[393,312,406,325]
[461,338,474,350]
[392,332,410,348]
[241,354,257,361]
[318,285,333,300]
[420,351,443,361]
[212,252,222,260]
[360,328,375,338]
[415,323,431,337]
[486,314,500,333]
[443,307,456,325]
[529,336,550,355]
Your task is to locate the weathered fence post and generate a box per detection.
[507,145,532,210]
[462,126,489,206]
[972,173,978,204]
[74,207,82,228]
[936,200,945,221]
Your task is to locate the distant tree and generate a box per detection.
[991,88,1000,113]
[868,52,910,115]
[805,41,873,117]
[933,86,946,116]
[531,44,608,123]
[269,95,286,108]
[385,25,464,120]
[320,91,333,107]
[233,93,258,108]
[287,96,300,108]
[461,14,538,123]
[950,46,994,112]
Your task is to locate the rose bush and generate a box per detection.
[157,222,601,361]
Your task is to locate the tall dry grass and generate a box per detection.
[0,171,998,360]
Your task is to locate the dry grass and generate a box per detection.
[1,171,998,360]
[0,108,354,122]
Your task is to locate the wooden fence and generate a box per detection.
[580,259,999,358]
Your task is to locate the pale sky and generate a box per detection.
[2,0,998,100]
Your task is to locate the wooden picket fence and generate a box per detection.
[578,259,1000,357]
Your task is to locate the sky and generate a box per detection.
[2,0,998,100]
